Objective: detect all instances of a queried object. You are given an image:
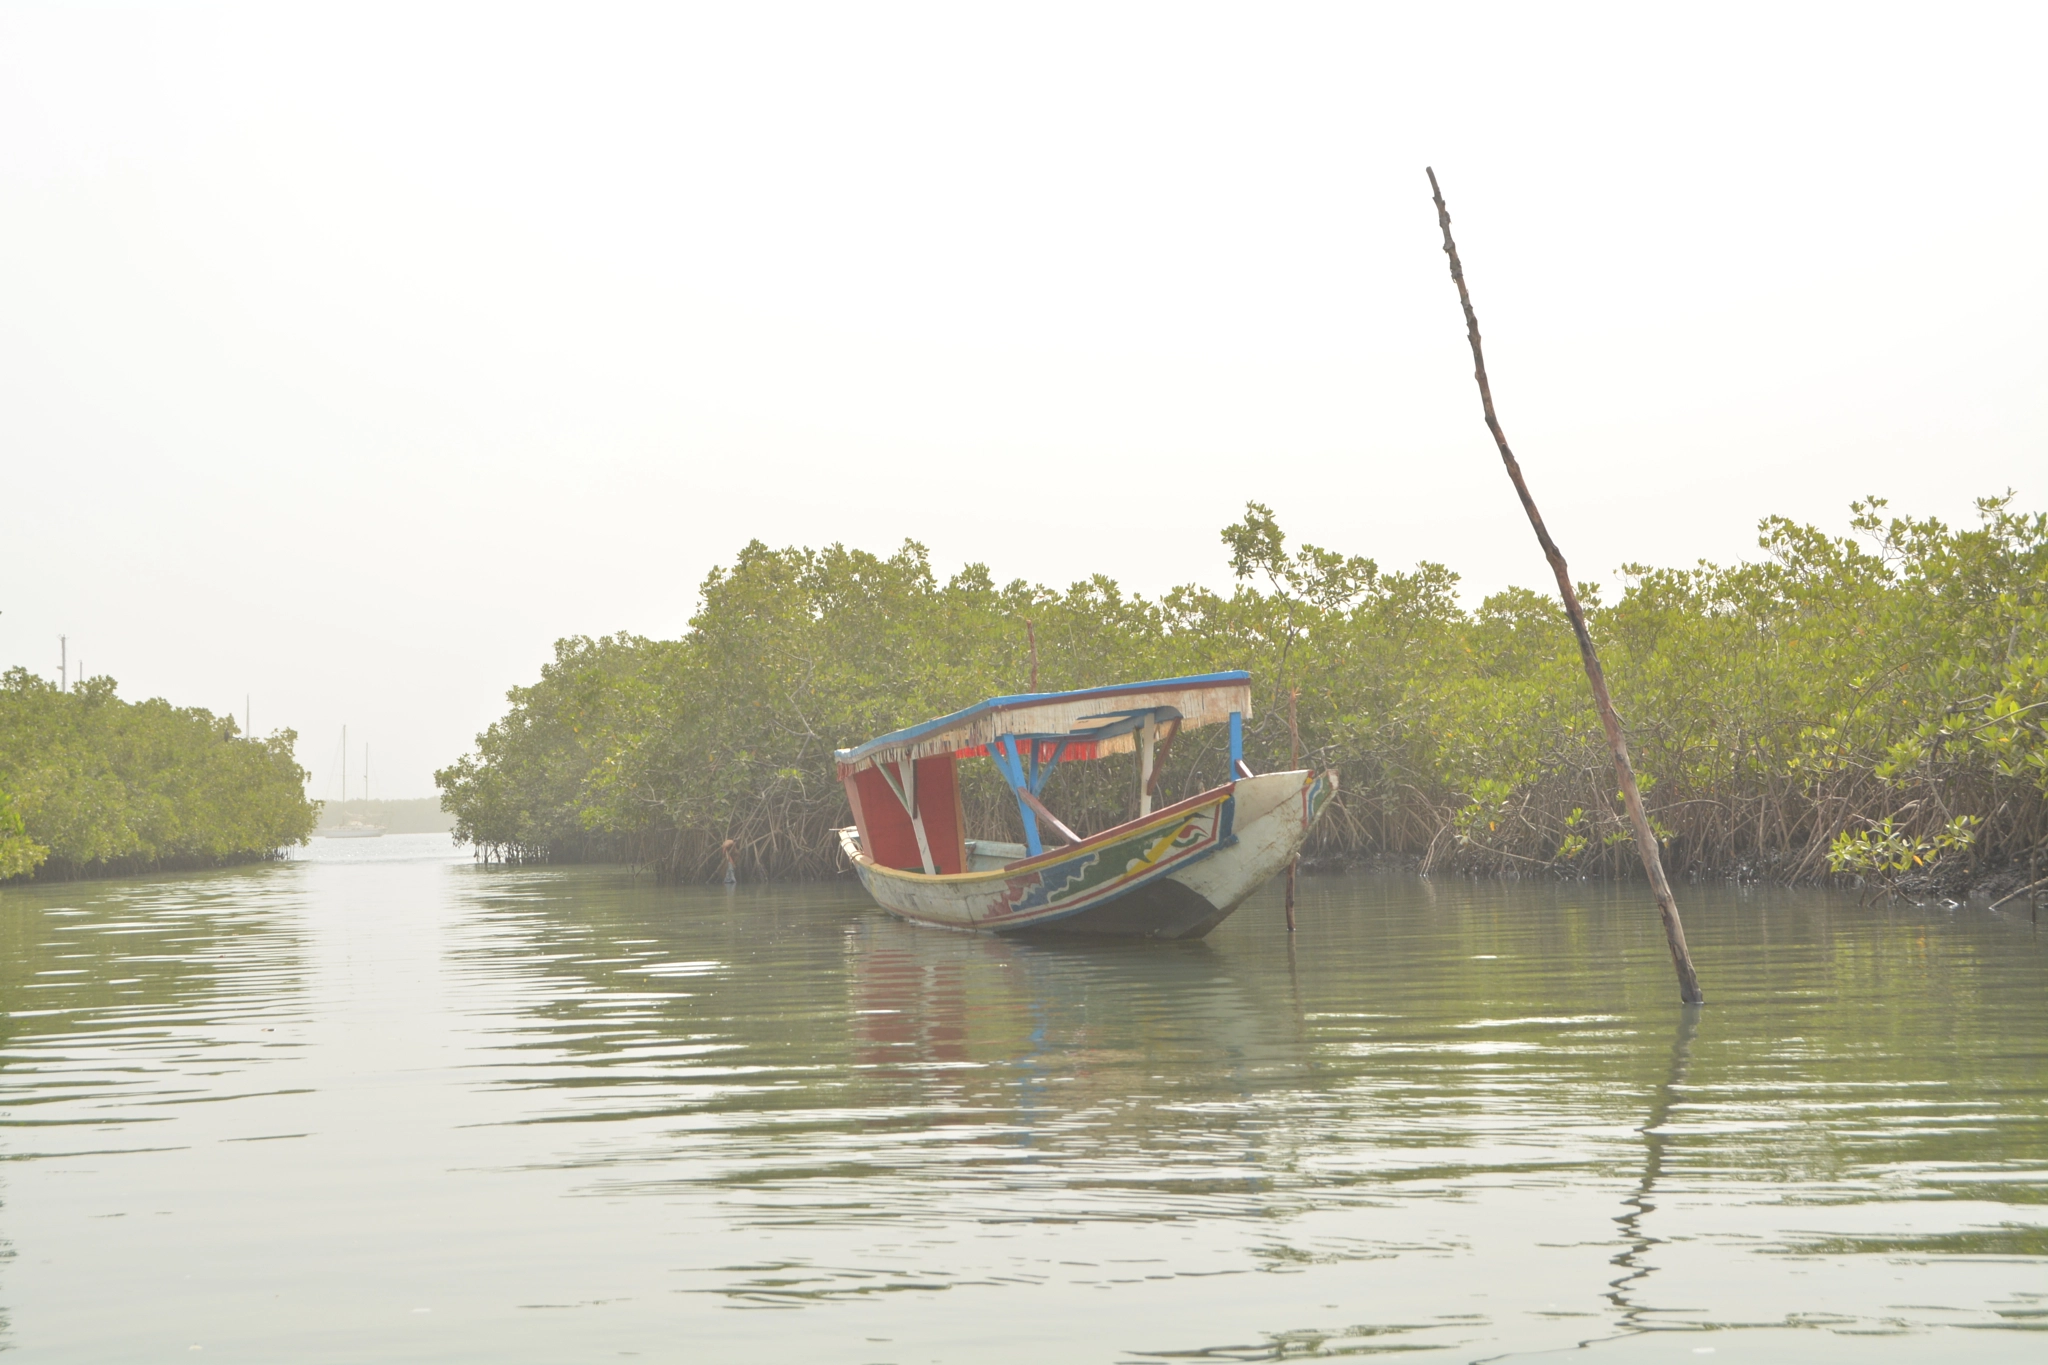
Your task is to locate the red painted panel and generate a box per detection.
[849,755,965,874]
[850,768,917,871]
[912,754,965,874]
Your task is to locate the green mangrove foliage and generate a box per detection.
[0,670,319,881]
[437,495,2048,887]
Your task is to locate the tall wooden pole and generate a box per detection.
[1284,686,1300,933]
[1426,168,1703,1005]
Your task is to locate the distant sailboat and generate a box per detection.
[321,727,386,839]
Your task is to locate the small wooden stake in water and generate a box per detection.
[1285,686,1301,933]
[1425,167,1704,1006]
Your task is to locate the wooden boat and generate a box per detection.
[834,672,1335,938]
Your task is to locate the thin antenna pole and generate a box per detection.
[342,726,347,808]
[1027,620,1039,691]
[1284,686,1301,933]
[1425,167,1703,1005]
[59,635,66,691]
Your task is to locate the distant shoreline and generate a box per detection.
[317,797,456,835]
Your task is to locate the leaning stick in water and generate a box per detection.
[1989,874,2048,911]
[1425,167,1704,1005]
[1284,686,1301,933]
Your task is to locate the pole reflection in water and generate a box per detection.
[0,840,2041,1363]
[1605,1004,1701,1331]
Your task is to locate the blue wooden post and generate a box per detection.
[994,736,1042,857]
[1228,711,1243,778]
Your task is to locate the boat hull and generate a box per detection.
[838,769,1336,939]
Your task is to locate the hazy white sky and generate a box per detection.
[3,2,2043,801]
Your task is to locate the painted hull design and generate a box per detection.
[839,768,1336,939]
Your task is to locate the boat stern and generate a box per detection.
[1018,767,1337,939]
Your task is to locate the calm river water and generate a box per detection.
[1,834,2043,1362]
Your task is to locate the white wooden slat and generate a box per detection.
[902,759,937,875]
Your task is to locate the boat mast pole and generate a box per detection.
[1425,167,1703,1006]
